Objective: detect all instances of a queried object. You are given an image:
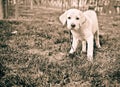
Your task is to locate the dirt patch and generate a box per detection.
[27,48,66,62]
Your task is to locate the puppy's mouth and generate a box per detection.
[67,25,79,30]
[70,27,79,31]
[69,26,76,30]
[70,27,75,30]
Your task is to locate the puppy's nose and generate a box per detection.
[71,24,76,28]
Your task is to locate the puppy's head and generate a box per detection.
[59,9,86,30]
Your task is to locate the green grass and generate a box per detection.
[0,9,120,87]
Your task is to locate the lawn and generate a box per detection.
[0,8,120,87]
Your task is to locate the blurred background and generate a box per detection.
[0,0,119,20]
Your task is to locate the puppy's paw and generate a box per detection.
[69,49,75,54]
[87,56,93,63]
[67,53,75,58]
[81,51,87,54]
[97,44,101,49]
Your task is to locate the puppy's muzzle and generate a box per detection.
[71,24,76,28]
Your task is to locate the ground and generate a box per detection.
[0,8,120,87]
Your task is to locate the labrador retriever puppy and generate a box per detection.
[59,9,101,62]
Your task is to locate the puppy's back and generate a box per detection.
[84,10,99,33]
[84,10,98,23]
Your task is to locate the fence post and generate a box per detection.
[46,0,48,8]
[77,0,80,9]
[30,0,33,9]
[3,0,8,19]
[15,0,19,19]
[0,0,3,19]
[62,0,64,11]
[68,0,72,8]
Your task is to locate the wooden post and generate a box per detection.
[4,0,8,19]
[0,0,3,19]
[108,0,116,14]
[46,0,48,8]
[30,0,33,9]
[62,0,64,11]
[15,0,19,19]
[69,0,72,8]
[77,0,80,9]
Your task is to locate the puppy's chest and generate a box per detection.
[71,29,87,40]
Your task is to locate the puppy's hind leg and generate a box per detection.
[87,36,94,62]
[95,30,101,48]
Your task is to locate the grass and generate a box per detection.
[0,8,120,87]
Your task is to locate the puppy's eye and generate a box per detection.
[76,17,79,20]
[68,17,71,19]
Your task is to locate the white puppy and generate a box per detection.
[59,9,101,62]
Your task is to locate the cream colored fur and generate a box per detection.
[59,9,101,62]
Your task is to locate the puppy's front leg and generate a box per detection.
[87,36,94,62]
[69,37,79,54]
[82,41,86,53]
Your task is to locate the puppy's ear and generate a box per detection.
[59,11,67,26]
